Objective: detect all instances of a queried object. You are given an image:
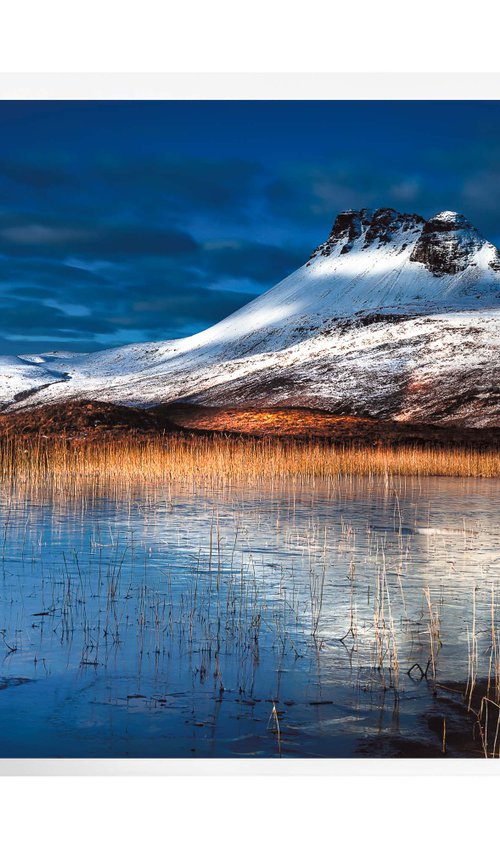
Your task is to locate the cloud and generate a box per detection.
[0,249,260,352]
[98,157,264,216]
[125,287,253,331]
[0,157,74,190]
[1,224,87,246]
[200,239,307,283]
[0,215,198,260]
[265,162,430,228]
[0,297,116,337]
[264,156,500,246]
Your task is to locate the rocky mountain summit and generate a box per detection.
[312,206,500,280]
[2,207,500,428]
[311,208,425,258]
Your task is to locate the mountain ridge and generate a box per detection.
[2,207,500,427]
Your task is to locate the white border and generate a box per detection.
[0,72,499,100]
[0,757,500,775]
[1,71,499,776]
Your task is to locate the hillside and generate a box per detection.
[2,207,500,427]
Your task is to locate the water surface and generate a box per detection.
[1,475,499,758]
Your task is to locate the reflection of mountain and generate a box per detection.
[3,208,500,426]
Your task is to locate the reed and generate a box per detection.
[1,433,499,488]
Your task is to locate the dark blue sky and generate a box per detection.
[1,100,500,354]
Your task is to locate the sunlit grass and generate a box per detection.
[1,434,499,486]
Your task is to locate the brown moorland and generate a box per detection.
[2,399,500,448]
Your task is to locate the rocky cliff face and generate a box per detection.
[409,211,500,275]
[2,207,500,428]
[312,208,372,256]
[311,207,425,259]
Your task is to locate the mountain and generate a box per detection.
[2,207,500,427]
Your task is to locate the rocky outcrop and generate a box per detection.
[311,208,373,257]
[311,207,425,259]
[363,208,424,248]
[410,211,484,275]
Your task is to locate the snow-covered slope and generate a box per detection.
[0,355,71,407]
[3,208,500,426]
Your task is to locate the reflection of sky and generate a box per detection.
[1,101,500,354]
[3,475,500,670]
[1,476,500,756]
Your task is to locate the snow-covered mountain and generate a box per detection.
[3,207,500,427]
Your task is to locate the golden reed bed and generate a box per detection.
[1,433,500,484]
